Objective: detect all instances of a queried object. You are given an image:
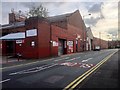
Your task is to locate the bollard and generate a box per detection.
[17,53,22,61]
[17,53,20,61]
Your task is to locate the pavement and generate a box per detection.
[0,52,83,68]
[0,49,119,89]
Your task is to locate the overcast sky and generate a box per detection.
[1,0,119,40]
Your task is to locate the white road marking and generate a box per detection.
[0,79,10,83]
[59,62,94,68]
[66,58,75,61]
[0,57,56,70]
[82,58,93,62]
[9,64,58,75]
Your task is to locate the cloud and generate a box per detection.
[1,1,118,41]
[1,0,119,2]
[86,2,118,40]
[107,28,118,36]
[84,2,105,27]
[88,2,103,13]
[84,17,98,26]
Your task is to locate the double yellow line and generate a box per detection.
[63,51,117,90]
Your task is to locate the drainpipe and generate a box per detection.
[50,23,52,57]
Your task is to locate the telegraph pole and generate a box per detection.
[99,32,101,49]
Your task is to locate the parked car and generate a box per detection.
[94,46,101,51]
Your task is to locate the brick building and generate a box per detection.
[108,40,120,49]
[0,10,87,59]
[92,37,108,49]
[86,27,93,51]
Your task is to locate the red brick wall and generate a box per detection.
[67,10,87,51]
[21,17,39,59]
[51,23,85,54]
[22,37,38,59]
[93,37,108,49]
[37,21,51,58]
[51,21,67,29]
[1,10,88,59]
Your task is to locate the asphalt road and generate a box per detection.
[78,49,119,88]
[1,49,118,89]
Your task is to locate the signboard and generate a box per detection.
[67,41,73,46]
[67,41,73,52]
[26,29,37,37]
[16,40,24,44]
[53,41,58,47]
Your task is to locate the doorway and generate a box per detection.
[6,41,14,56]
[58,39,66,56]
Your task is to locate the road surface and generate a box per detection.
[1,49,118,89]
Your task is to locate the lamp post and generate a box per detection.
[99,32,101,49]
[82,13,91,51]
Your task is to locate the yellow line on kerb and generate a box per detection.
[63,51,117,90]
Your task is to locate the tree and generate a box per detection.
[27,4,48,18]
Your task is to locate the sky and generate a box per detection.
[0,0,119,41]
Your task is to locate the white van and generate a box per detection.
[94,46,101,51]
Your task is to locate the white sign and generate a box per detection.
[16,40,24,44]
[67,41,73,46]
[26,29,37,37]
[67,41,73,52]
[53,41,58,46]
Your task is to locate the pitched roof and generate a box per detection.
[86,27,93,39]
[47,13,72,23]
[1,21,25,29]
[0,32,25,40]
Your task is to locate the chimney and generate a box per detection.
[9,9,26,24]
[9,13,16,24]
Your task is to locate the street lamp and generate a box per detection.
[82,13,91,51]
[83,14,91,19]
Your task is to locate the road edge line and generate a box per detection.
[63,51,117,90]
[70,52,115,89]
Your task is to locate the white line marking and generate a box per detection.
[0,79,10,83]
[54,59,62,61]
[66,58,76,61]
[10,64,51,75]
[9,64,58,75]
[82,58,93,62]
[0,58,56,70]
